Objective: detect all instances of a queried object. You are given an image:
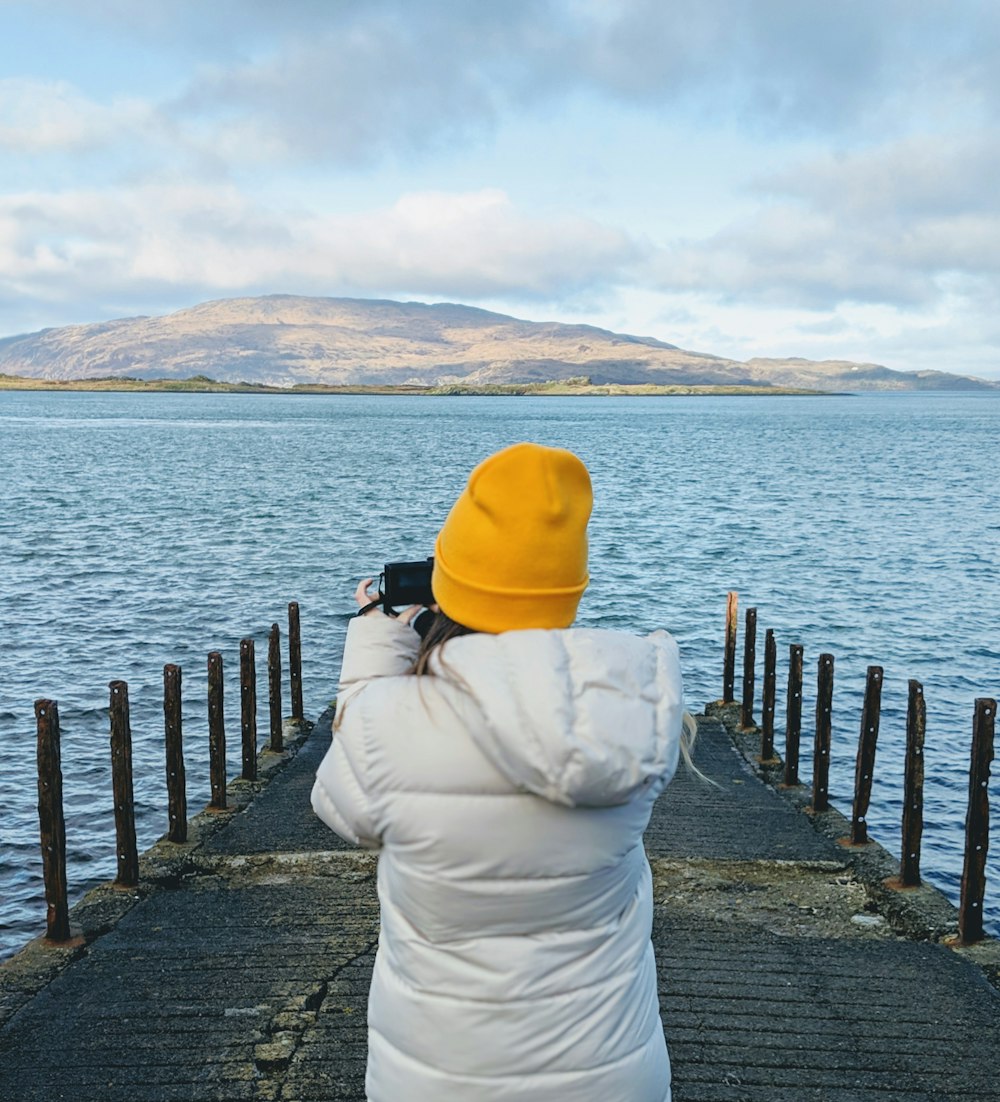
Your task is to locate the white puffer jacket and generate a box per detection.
[311,613,684,1102]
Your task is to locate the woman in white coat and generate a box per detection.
[311,442,686,1102]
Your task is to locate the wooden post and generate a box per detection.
[288,601,303,721]
[723,591,738,703]
[163,664,187,844]
[850,666,883,845]
[240,638,257,781]
[784,645,804,786]
[739,607,757,730]
[109,681,139,888]
[899,680,925,887]
[35,699,70,941]
[760,628,777,762]
[812,654,834,811]
[268,623,283,752]
[958,698,996,944]
[207,651,227,809]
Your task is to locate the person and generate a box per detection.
[311,441,689,1102]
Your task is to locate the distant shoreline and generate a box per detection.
[0,373,833,397]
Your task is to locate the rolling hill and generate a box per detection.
[0,295,995,392]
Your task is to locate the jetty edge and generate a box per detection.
[2,701,1000,1099]
[0,714,314,1031]
[706,698,1000,986]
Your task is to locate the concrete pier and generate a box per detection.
[2,708,999,1101]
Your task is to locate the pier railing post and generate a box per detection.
[268,623,283,752]
[163,664,187,844]
[288,601,303,721]
[849,666,883,845]
[784,645,804,786]
[958,698,995,944]
[207,651,227,809]
[240,638,258,781]
[109,681,139,888]
[760,628,777,762]
[812,654,834,811]
[739,607,757,730]
[35,699,71,941]
[723,591,738,703]
[899,680,925,888]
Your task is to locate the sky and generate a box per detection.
[2,0,1000,378]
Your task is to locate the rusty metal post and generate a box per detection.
[163,664,187,843]
[109,681,139,887]
[812,654,834,811]
[899,680,926,887]
[35,699,70,941]
[958,698,996,944]
[268,623,283,752]
[784,645,804,786]
[240,638,258,781]
[760,628,777,762]
[723,591,738,703]
[739,607,757,729]
[850,666,883,845]
[288,601,304,721]
[207,651,227,809]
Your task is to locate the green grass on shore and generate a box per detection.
[0,372,827,396]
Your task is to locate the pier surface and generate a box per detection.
[2,711,999,1102]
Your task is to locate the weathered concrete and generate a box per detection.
[1,706,999,1102]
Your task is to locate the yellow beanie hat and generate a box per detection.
[432,442,592,633]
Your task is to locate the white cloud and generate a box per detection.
[594,290,1000,379]
[37,1,1000,170]
[760,133,1000,219]
[309,190,642,297]
[644,125,1000,320]
[0,185,640,326]
[0,78,149,152]
[649,211,937,309]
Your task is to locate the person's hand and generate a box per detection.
[354,578,378,609]
[354,577,422,625]
[400,600,439,627]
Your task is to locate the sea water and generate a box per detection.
[0,390,998,958]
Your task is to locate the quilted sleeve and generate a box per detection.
[311,713,382,850]
[338,613,421,689]
[312,614,419,849]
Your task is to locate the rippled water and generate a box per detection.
[1,390,998,958]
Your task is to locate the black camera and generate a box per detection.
[380,557,435,609]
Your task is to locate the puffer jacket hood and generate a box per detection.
[430,627,682,808]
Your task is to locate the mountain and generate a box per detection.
[0,295,996,391]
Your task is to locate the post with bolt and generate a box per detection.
[812,654,834,812]
[760,628,777,762]
[958,698,995,945]
[35,699,71,941]
[240,638,258,781]
[784,645,804,786]
[740,607,757,730]
[109,681,139,888]
[899,680,925,887]
[208,651,227,809]
[288,601,304,721]
[268,623,283,752]
[723,591,738,703]
[850,666,883,845]
[163,664,187,844]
